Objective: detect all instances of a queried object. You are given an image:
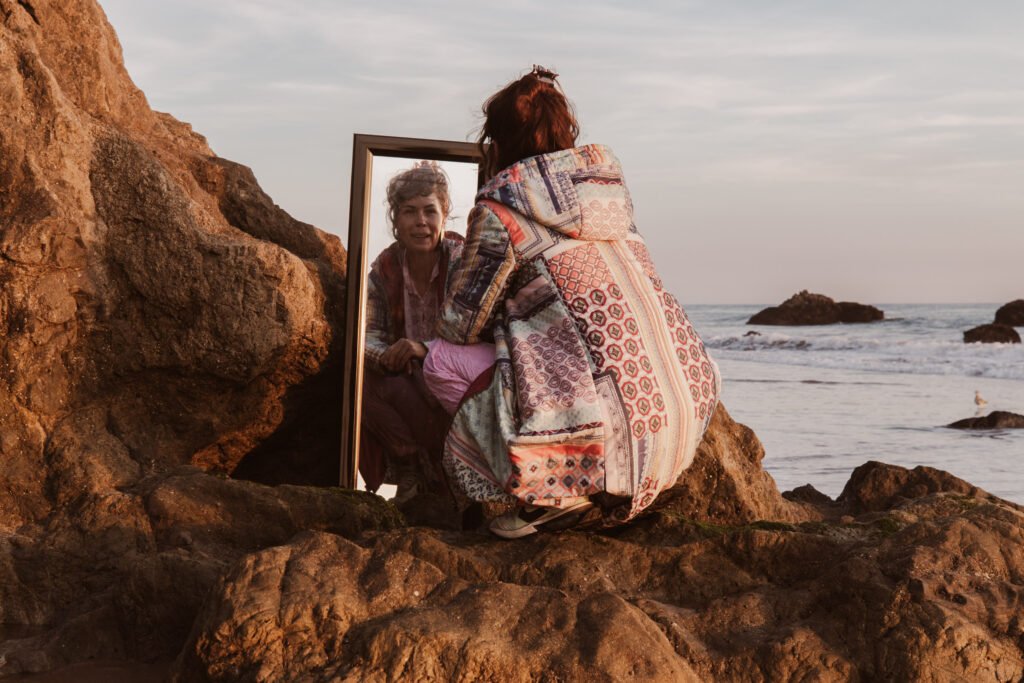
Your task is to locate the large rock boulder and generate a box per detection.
[836,300,885,323]
[0,0,393,676]
[836,461,990,513]
[748,291,884,326]
[963,323,1021,344]
[0,0,347,497]
[995,299,1024,327]
[0,470,401,676]
[174,462,1024,682]
[653,405,814,524]
[948,411,1024,430]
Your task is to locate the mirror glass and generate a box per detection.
[359,158,477,499]
[340,135,482,502]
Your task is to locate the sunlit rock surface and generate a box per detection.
[175,458,1024,682]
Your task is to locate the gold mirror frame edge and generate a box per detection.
[339,134,483,488]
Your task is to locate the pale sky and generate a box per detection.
[101,1,1023,305]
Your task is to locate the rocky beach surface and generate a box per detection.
[2,2,1023,681]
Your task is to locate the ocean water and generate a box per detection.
[685,304,1024,504]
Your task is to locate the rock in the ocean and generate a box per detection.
[994,299,1024,327]
[836,300,885,323]
[948,411,1024,430]
[748,290,884,325]
[963,323,1021,344]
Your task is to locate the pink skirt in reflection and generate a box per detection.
[423,339,496,415]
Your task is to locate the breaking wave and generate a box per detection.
[704,331,1024,380]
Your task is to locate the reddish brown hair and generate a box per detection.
[477,66,580,179]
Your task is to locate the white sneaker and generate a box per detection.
[391,461,420,506]
[488,500,593,539]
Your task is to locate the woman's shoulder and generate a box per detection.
[442,233,465,266]
[442,231,465,246]
[369,240,403,277]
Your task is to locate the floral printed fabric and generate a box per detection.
[437,145,720,523]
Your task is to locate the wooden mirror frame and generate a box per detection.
[339,134,484,488]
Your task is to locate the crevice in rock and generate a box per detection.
[229,358,342,487]
[16,0,39,25]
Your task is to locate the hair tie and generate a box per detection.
[531,65,559,85]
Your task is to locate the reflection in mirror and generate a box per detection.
[359,159,476,501]
[365,158,477,270]
[340,136,481,509]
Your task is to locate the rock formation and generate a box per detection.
[173,461,1024,682]
[0,0,384,675]
[748,291,884,326]
[3,2,1023,682]
[960,301,1024,344]
[963,323,1021,344]
[834,300,881,323]
[0,0,348,491]
[995,299,1024,327]
[948,411,1024,430]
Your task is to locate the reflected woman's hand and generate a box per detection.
[380,338,428,373]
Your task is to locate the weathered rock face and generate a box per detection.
[0,0,386,676]
[836,460,990,513]
[0,0,347,506]
[654,405,814,524]
[748,290,884,326]
[0,468,402,676]
[963,323,1021,344]
[948,411,1024,430]
[174,462,1024,683]
[995,299,1024,327]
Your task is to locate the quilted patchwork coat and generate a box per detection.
[437,145,720,522]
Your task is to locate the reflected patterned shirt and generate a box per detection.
[402,254,441,342]
[363,234,464,374]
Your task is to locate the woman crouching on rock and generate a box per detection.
[423,66,722,538]
[361,161,464,507]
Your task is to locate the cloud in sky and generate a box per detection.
[101,0,1023,303]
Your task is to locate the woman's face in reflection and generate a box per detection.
[395,193,445,254]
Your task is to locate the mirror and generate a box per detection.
[340,134,483,494]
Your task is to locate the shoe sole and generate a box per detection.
[488,521,541,539]
[489,501,594,539]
